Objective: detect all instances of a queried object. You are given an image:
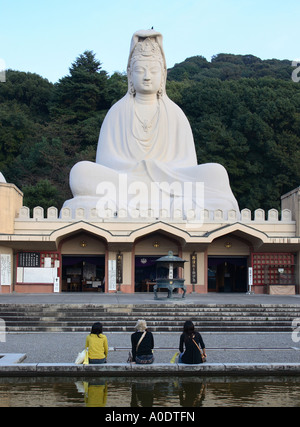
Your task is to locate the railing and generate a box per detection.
[16,206,293,224]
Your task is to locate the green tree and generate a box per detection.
[23,179,61,211]
[106,72,127,105]
[168,54,293,82]
[0,101,35,169]
[50,50,109,122]
[17,137,73,201]
[0,70,53,121]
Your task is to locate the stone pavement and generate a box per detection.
[0,292,299,375]
[1,330,300,365]
[0,292,299,305]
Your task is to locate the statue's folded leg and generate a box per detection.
[62,161,122,213]
[70,161,120,197]
[192,163,239,212]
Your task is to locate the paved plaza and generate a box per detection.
[0,291,299,305]
[0,293,299,365]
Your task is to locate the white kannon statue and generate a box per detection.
[62,29,239,218]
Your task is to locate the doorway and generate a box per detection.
[62,256,105,292]
[135,256,177,292]
[208,257,248,292]
[135,256,159,292]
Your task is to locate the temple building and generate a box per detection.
[0,181,299,296]
[0,30,299,296]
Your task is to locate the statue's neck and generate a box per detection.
[134,93,158,104]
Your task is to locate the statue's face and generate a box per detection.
[131,59,162,95]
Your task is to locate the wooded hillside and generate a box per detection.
[0,51,299,212]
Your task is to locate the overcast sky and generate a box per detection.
[0,0,299,83]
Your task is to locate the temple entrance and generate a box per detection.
[208,257,248,293]
[134,231,181,293]
[135,256,160,293]
[62,256,105,292]
[135,255,179,292]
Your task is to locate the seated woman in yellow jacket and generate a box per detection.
[85,322,108,364]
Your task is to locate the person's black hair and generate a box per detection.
[91,322,103,337]
[183,320,195,339]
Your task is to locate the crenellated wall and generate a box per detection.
[16,205,293,224]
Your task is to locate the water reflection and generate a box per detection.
[131,382,154,407]
[1,376,300,407]
[179,382,206,407]
[75,381,108,407]
[129,380,205,407]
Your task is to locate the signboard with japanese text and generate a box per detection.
[0,254,11,286]
[190,254,197,284]
[18,252,40,268]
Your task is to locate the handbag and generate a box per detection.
[192,339,206,363]
[75,349,89,365]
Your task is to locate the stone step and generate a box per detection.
[4,320,293,330]
[1,303,299,333]
[1,303,300,310]
[0,310,300,318]
[1,306,300,314]
[3,311,293,320]
[1,310,297,318]
[6,316,293,325]
[5,325,292,333]
[2,316,297,324]
[1,311,297,321]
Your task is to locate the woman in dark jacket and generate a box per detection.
[179,320,206,364]
[131,319,154,364]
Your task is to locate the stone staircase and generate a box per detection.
[1,303,300,332]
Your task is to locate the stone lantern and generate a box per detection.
[154,251,186,299]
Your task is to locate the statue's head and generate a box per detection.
[127,30,167,98]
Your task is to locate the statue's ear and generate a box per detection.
[157,68,166,98]
[127,67,136,96]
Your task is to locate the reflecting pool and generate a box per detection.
[0,376,300,407]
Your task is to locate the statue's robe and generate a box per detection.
[64,93,239,215]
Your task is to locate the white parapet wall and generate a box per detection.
[16,206,293,224]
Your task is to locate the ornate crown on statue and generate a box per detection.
[130,37,163,65]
